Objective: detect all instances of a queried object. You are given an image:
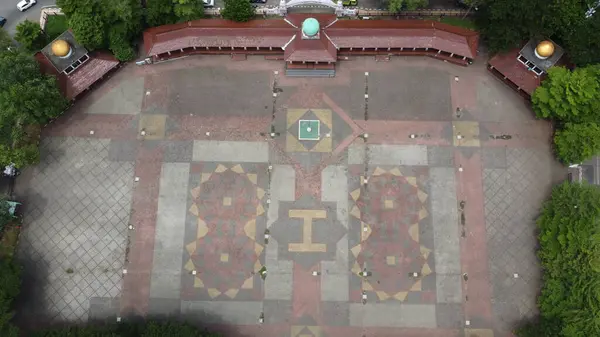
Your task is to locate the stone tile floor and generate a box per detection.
[13,55,566,337]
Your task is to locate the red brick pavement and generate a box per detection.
[291,263,323,325]
[325,326,462,337]
[120,144,164,316]
[454,149,493,327]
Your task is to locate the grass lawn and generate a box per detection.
[440,16,478,30]
[45,15,69,42]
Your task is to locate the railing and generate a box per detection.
[205,6,472,17]
[356,8,472,17]
[39,7,64,31]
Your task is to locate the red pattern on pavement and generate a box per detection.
[120,144,164,316]
[454,149,493,327]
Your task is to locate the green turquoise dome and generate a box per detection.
[302,18,320,37]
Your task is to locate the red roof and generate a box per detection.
[326,20,478,59]
[488,49,542,95]
[143,16,479,60]
[143,19,295,56]
[35,51,119,101]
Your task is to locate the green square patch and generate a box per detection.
[298,120,320,140]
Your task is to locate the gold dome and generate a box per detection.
[535,40,555,58]
[51,40,71,57]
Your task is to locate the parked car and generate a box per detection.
[342,0,357,6]
[250,0,267,3]
[0,16,6,27]
[203,0,214,7]
[17,0,36,12]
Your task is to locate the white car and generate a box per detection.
[17,0,36,12]
[203,0,214,7]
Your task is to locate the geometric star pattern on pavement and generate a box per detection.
[184,163,266,299]
[349,166,433,302]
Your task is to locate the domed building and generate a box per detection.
[35,30,119,101]
[488,38,565,98]
[51,39,72,58]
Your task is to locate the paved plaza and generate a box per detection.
[14,55,565,336]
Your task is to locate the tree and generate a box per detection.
[57,0,143,51]
[475,0,587,53]
[221,0,254,22]
[173,0,204,22]
[0,51,67,167]
[146,0,177,27]
[0,29,15,53]
[68,12,106,49]
[387,0,403,12]
[553,123,600,164]
[563,13,600,67]
[14,20,45,52]
[404,0,427,10]
[531,66,600,124]
[109,25,136,61]
[518,182,600,337]
[0,257,20,337]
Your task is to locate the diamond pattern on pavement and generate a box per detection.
[483,148,556,332]
[16,137,133,324]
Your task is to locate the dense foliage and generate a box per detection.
[532,66,600,124]
[517,183,600,337]
[56,0,143,61]
[386,0,428,12]
[222,0,255,22]
[0,47,68,167]
[531,65,600,163]
[14,20,47,53]
[475,0,599,66]
[146,0,204,27]
[554,123,600,164]
[0,257,21,337]
[34,321,222,337]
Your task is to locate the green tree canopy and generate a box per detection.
[531,66,600,124]
[518,182,600,337]
[14,20,46,53]
[476,0,587,53]
[0,28,14,52]
[0,257,20,337]
[385,0,427,12]
[173,0,205,22]
[57,0,142,56]
[221,0,254,22]
[146,0,177,27]
[0,51,67,167]
[563,12,600,67]
[554,123,600,164]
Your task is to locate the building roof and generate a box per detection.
[41,30,89,74]
[488,48,542,95]
[519,39,564,73]
[143,16,479,61]
[35,50,119,101]
[326,20,478,59]
[143,19,296,56]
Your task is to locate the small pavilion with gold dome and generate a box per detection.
[487,38,565,98]
[35,30,119,101]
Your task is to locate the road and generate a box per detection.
[0,0,55,34]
